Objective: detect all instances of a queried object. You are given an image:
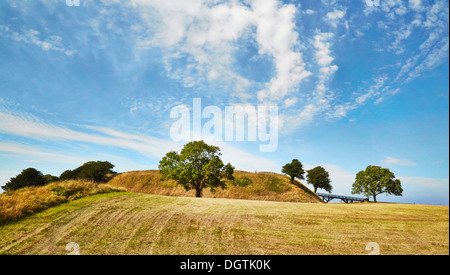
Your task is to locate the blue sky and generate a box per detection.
[0,0,448,205]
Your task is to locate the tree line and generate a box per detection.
[159,141,403,202]
[280,158,403,202]
[1,161,115,192]
[3,141,403,202]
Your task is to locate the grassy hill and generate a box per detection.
[0,170,448,255]
[0,192,448,255]
[107,170,322,203]
[0,180,124,225]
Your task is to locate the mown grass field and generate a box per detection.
[0,192,448,255]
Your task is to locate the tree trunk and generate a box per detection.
[195,188,202,198]
[314,186,318,193]
[373,193,377,203]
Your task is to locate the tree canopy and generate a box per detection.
[2,168,47,191]
[306,166,332,193]
[352,165,403,202]
[158,140,235,197]
[281,159,305,184]
[43,174,59,184]
[60,161,115,183]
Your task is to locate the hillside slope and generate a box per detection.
[107,170,322,203]
[0,192,448,255]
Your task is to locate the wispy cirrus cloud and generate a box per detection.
[0,111,175,159]
[321,0,449,122]
[0,110,280,171]
[0,141,86,165]
[382,156,417,167]
[393,0,449,84]
[0,25,73,56]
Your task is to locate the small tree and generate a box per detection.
[76,161,115,182]
[352,165,403,202]
[306,166,332,193]
[1,168,47,191]
[158,141,235,197]
[282,159,305,184]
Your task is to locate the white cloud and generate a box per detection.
[382,156,417,167]
[389,19,421,55]
[314,33,335,68]
[0,111,176,159]
[409,0,423,11]
[392,0,448,84]
[327,75,388,119]
[130,0,310,103]
[423,0,448,28]
[406,37,449,82]
[398,176,449,205]
[314,33,339,81]
[296,32,338,124]
[253,0,311,102]
[374,88,400,104]
[131,0,255,92]
[325,9,346,28]
[399,176,448,191]
[299,104,320,122]
[0,111,279,171]
[355,76,385,104]
[129,101,144,114]
[283,97,298,108]
[396,34,449,84]
[0,141,87,165]
[0,26,73,56]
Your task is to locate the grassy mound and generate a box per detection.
[107,170,322,203]
[0,180,125,224]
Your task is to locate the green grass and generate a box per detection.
[0,192,448,255]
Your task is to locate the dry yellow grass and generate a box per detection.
[1,192,447,255]
[0,180,125,224]
[107,170,321,203]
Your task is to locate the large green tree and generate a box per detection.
[281,159,305,184]
[158,141,235,197]
[352,165,403,202]
[1,168,47,191]
[306,166,332,193]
